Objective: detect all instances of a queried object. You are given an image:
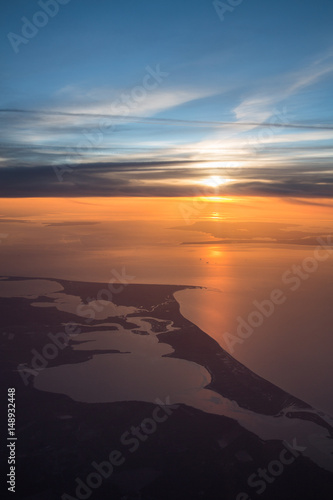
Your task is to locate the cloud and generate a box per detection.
[0,218,30,223]
[0,162,332,198]
[0,51,332,200]
[1,108,332,131]
[234,50,333,123]
[1,107,332,174]
[44,221,100,227]
[175,220,333,247]
[285,198,333,209]
[0,86,216,135]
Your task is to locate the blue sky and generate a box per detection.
[0,0,333,197]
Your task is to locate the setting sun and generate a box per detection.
[202,176,232,188]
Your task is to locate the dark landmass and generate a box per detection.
[0,277,332,500]
[180,237,331,246]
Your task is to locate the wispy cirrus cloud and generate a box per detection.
[234,49,333,122]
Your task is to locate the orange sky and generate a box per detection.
[1,196,333,225]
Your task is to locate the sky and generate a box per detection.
[0,0,333,197]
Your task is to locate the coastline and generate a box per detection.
[1,276,333,499]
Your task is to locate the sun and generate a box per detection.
[202,175,231,188]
